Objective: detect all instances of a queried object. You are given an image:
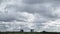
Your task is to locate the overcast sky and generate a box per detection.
[0,0,60,32]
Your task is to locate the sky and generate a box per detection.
[0,0,60,32]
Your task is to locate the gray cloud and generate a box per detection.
[0,0,60,32]
[23,0,60,4]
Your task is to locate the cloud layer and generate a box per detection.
[0,0,60,32]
